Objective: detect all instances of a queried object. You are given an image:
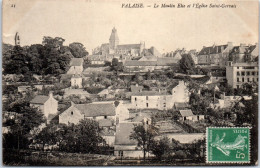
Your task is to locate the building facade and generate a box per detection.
[197,42,233,67]
[226,62,258,89]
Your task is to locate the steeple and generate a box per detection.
[15,32,20,46]
[109,27,119,49]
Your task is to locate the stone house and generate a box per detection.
[30,92,58,124]
[59,101,129,125]
[131,81,190,110]
[179,110,204,121]
[197,42,233,67]
[226,61,258,89]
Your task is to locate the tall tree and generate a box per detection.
[69,42,88,58]
[179,54,195,74]
[130,124,158,162]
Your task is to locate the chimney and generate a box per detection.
[49,91,53,98]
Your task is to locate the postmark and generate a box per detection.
[206,127,250,163]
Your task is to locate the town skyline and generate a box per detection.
[3,0,258,53]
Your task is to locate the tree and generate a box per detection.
[3,99,45,150]
[69,42,89,58]
[179,54,195,74]
[130,124,158,162]
[35,124,59,150]
[59,119,103,153]
[151,136,171,160]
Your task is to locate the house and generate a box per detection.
[131,81,189,110]
[226,61,258,89]
[71,75,83,88]
[114,122,144,158]
[59,101,129,125]
[179,110,204,121]
[30,92,58,124]
[197,42,233,67]
[229,43,258,63]
[67,58,84,74]
[18,85,32,94]
[156,133,205,144]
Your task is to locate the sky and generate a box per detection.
[2,0,259,53]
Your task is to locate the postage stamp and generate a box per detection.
[206,127,250,163]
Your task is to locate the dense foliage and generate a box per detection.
[3,37,88,76]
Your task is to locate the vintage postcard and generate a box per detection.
[2,0,259,166]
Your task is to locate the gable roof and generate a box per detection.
[174,102,190,109]
[30,95,49,104]
[75,103,115,117]
[198,45,228,55]
[70,58,83,66]
[179,110,194,117]
[115,122,140,145]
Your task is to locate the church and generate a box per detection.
[92,27,145,57]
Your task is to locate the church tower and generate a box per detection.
[15,32,20,46]
[109,27,119,49]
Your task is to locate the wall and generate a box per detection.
[44,96,58,117]
[59,106,84,125]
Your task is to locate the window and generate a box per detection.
[146,103,148,108]
[252,72,255,76]
[257,78,259,82]
[237,72,240,76]
[104,115,107,119]
[242,77,244,82]
[71,111,73,115]
[237,67,239,69]
[237,85,239,89]
[135,97,137,101]
[253,78,255,82]
[247,72,250,76]
[241,72,245,76]
[247,78,250,82]
[237,78,239,82]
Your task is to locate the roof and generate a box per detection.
[174,102,190,108]
[179,110,194,117]
[198,45,228,55]
[75,103,115,117]
[247,45,257,54]
[30,95,49,104]
[64,88,90,95]
[70,58,83,66]
[117,44,141,50]
[115,122,139,145]
[130,85,143,93]
[132,90,169,96]
[98,119,113,127]
[230,62,258,67]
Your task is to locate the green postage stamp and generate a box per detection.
[206,127,250,163]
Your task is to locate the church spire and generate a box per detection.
[109,27,119,49]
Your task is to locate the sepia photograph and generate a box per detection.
[2,0,259,166]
